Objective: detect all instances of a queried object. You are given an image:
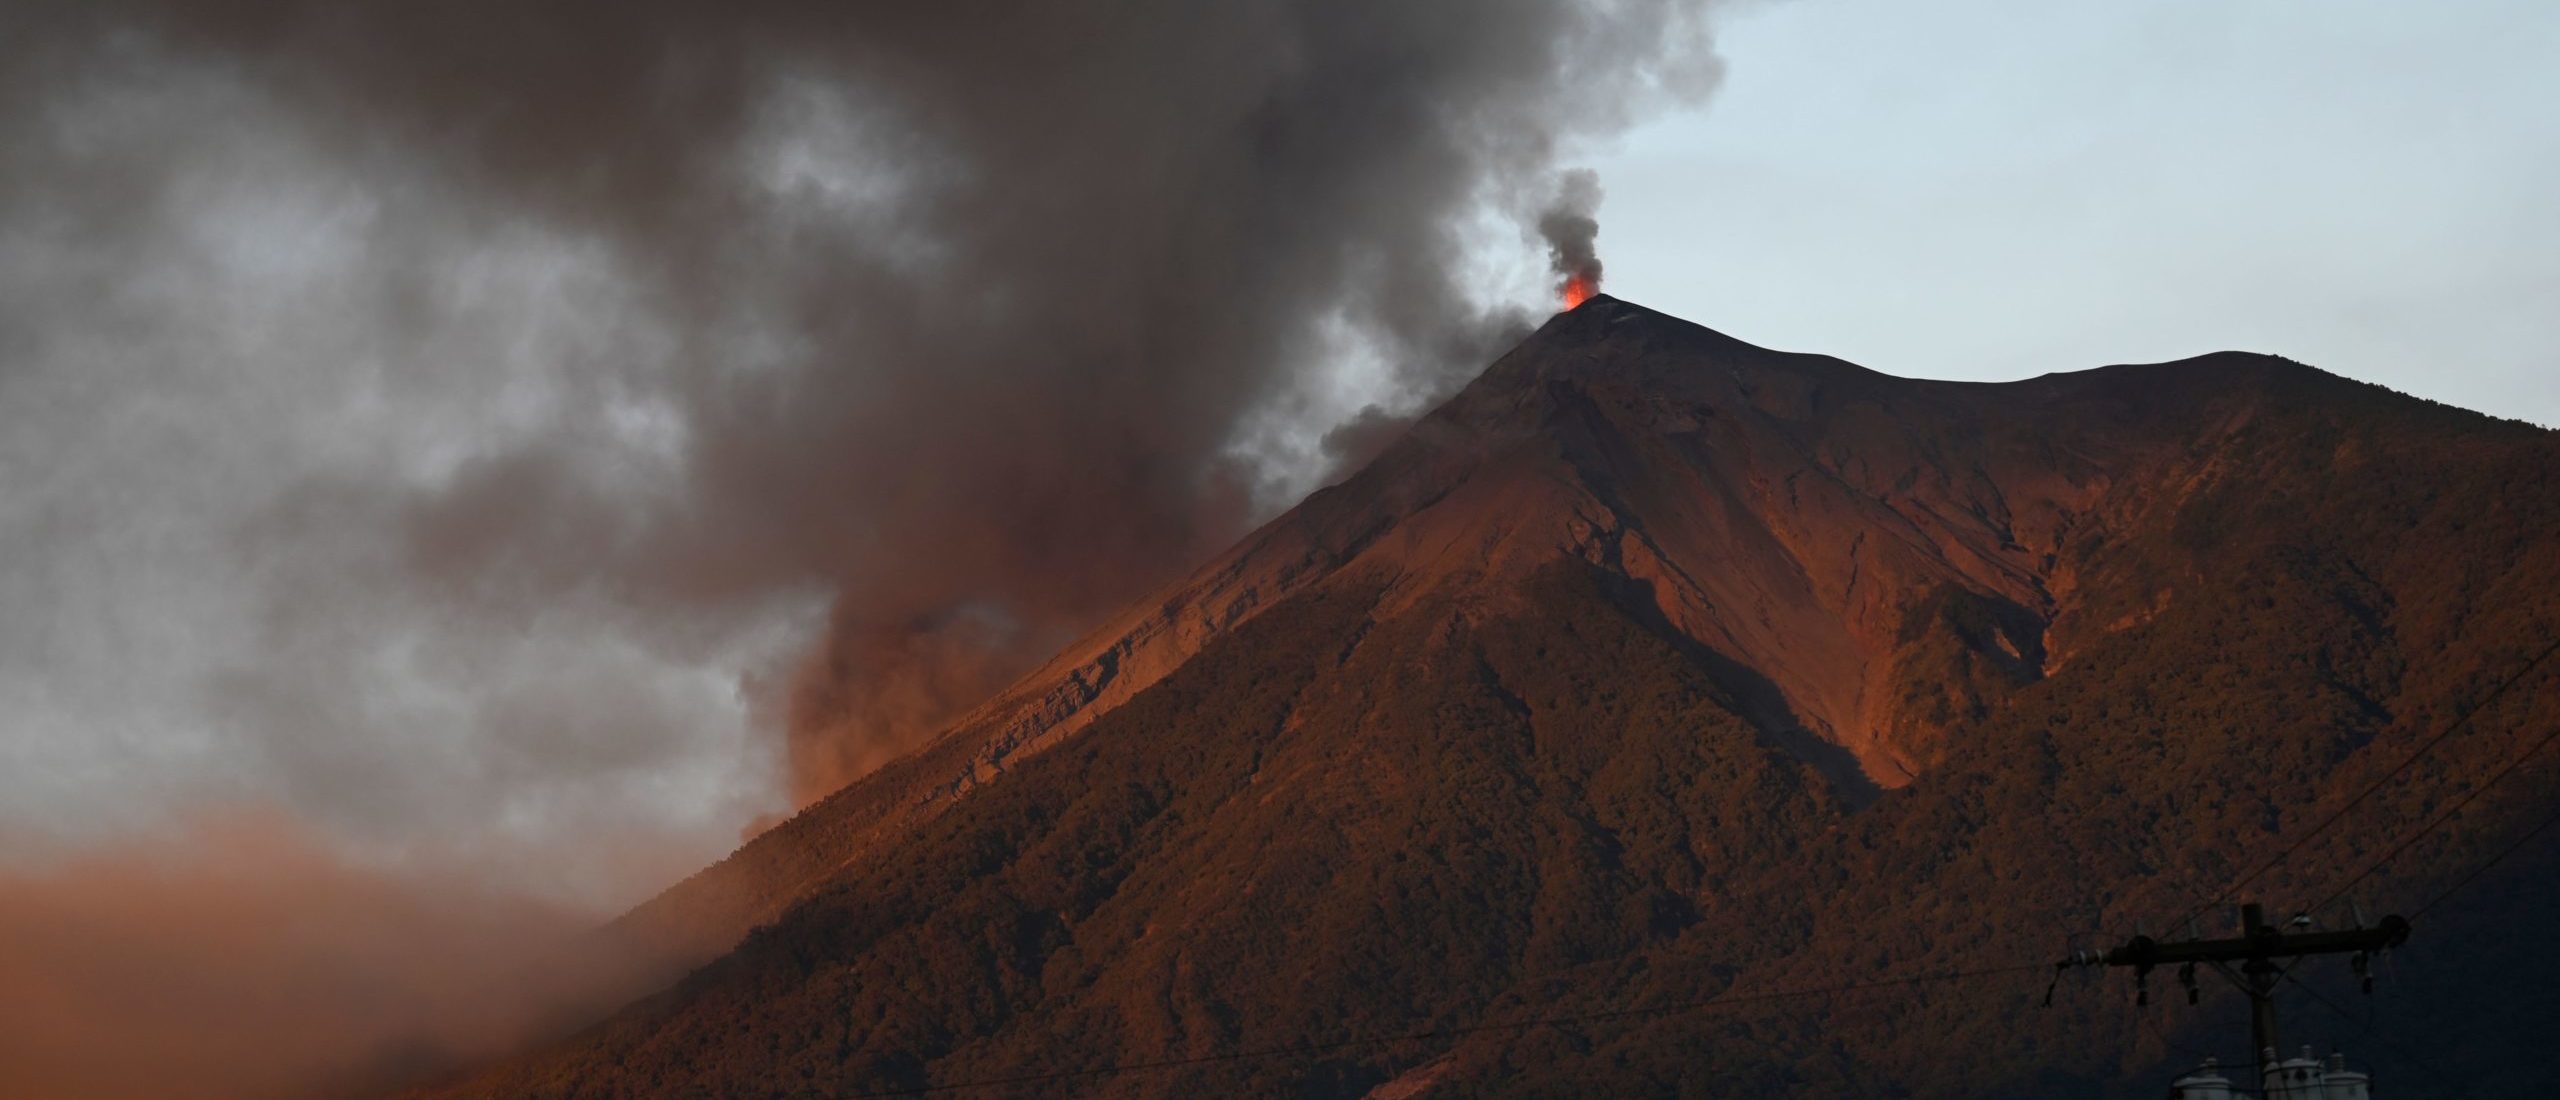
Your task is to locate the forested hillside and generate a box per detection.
[421,299,2560,1098]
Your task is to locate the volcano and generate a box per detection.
[429,298,2560,1098]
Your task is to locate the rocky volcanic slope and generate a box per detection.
[439,298,2560,1098]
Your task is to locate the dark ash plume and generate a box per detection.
[1,0,1729,846]
[1539,168,1607,305]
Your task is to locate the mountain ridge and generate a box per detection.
[614,295,2515,963]
[497,296,2560,1099]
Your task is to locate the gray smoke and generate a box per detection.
[0,10,1734,1092]
[1540,168,1607,301]
[0,1,1730,889]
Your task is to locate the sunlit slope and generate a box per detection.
[488,298,2560,1098]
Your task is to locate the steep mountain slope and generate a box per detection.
[623,298,2178,959]
[458,298,2560,1098]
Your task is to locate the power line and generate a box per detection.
[847,961,2048,1097]
[2138,1003,2228,1063]
[2306,717,2560,917]
[2410,795,2560,921]
[2278,969,2472,1099]
[2170,634,2560,930]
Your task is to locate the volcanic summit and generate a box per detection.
[431,297,2560,1098]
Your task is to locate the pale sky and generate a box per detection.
[1592,0,2560,426]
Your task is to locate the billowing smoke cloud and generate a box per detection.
[0,2,1724,1090]
[1541,168,1608,307]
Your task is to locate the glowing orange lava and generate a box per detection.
[1561,274,1597,310]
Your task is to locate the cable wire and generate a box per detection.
[2410,795,2560,921]
[2138,1003,2226,1064]
[846,961,2050,1097]
[2306,717,2560,917]
[2278,970,2472,1100]
[2170,634,2560,930]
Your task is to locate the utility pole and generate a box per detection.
[2052,902,2410,1087]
